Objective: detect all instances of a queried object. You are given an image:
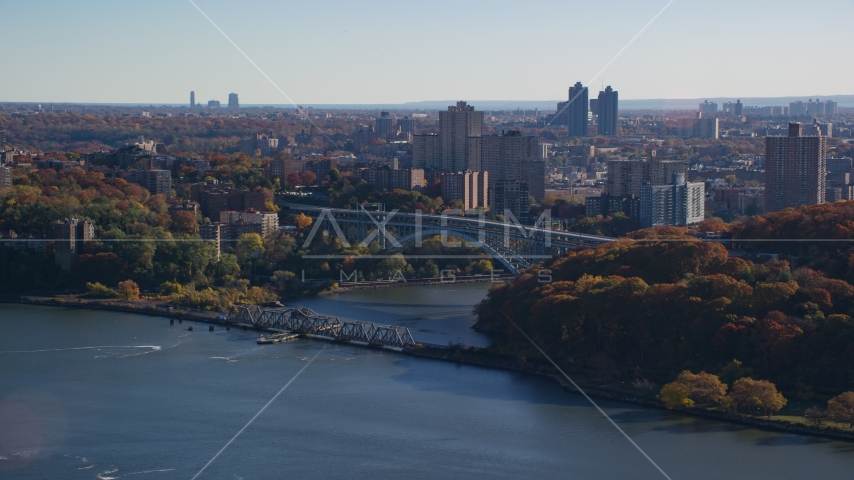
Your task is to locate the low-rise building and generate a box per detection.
[124,169,172,199]
[191,181,266,220]
[168,200,200,216]
[219,209,279,238]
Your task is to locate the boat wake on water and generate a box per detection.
[0,346,162,359]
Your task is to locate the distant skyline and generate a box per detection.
[5,96,852,112]
[1,0,852,104]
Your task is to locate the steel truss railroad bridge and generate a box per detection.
[286,203,613,275]
[229,305,417,349]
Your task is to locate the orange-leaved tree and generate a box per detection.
[728,378,787,417]
[827,392,854,427]
[117,280,140,300]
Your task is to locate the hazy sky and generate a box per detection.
[1,0,852,104]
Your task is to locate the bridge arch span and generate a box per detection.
[392,228,525,275]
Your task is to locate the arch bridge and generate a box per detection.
[287,203,613,275]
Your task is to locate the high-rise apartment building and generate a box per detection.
[807,99,825,115]
[597,86,618,136]
[699,101,718,114]
[790,101,807,115]
[54,218,95,270]
[412,134,442,169]
[0,165,11,189]
[765,123,826,213]
[440,171,488,211]
[521,159,545,203]
[439,102,483,171]
[228,93,240,109]
[190,91,195,109]
[826,100,838,115]
[605,157,688,197]
[723,100,744,116]
[208,100,221,108]
[803,122,833,138]
[589,99,600,117]
[556,82,589,136]
[398,117,416,136]
[493,179,530,224]
[375,112,394,137]
[677,115,719,139]
[698,117,719,139]
[147,170,172,199]
[200,223,223,259]
[466,131,543,201]
[639,174,704,228]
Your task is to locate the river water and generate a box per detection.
[2,283,854,479]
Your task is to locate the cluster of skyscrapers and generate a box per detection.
[703,98,838,117]
[553,82,619,136]
[189,91,239,109]
[412,102,545,220]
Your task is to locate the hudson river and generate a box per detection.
[3,283,854,479]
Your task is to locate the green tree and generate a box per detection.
[718,359,751,386]
[473,259,494,274]
[85,282,119,298]
[236,233,265,267]
[272,270,299,294]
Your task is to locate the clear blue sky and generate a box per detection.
[1,0,851,104]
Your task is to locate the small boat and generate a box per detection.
[257,336,277,345]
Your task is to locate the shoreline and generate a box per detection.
[3,294,854,443]
[328,275,514,293]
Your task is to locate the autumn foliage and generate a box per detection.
[476,208,854,397]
